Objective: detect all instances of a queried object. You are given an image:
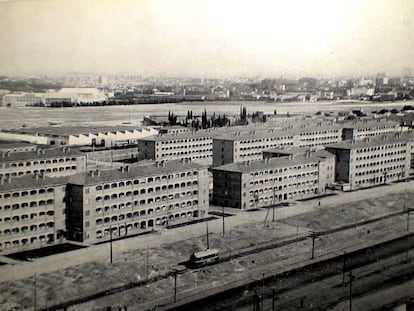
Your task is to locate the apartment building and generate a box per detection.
[295,124,343,148]
[212,153,333,210]
[138,131,214,165]
[342,119,400,140]
[0,147,87,179]
[263,148,335,188]
[0,175,67,255]
[326,134,412,191]
[212,130,296,166]
[66,160,209,244]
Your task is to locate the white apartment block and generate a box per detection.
[66,160,210,244]
[138,132,214,166]
[212,152,334,210]
[212,130,296,166]
[342,119,401,140]
[0,147,87,178]
[0,175,67,255]
[326,134,412,191]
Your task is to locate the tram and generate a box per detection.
[188,248,220,268]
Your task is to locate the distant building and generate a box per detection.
[66,160,209,244]
[158,125,190,135]
[326,134,412,191]
[3,92,44,107]
[45,88,107,105]
[212,153,333,209]
[0,126,158,147]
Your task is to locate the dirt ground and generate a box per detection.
[0,181,412,310]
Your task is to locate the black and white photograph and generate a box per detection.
[0,0,413,310]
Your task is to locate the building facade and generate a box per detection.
[0,175,67,255]
[212,153,332,210]
[138,132,214,165]
[326,134,412,191]
[212,130,296,166]
[342,119,400,141]
[0,147,87,179]
[66,160,209,244]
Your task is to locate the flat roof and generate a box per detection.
[2,126,152,137]
[326,134,412,150]
[214,129,296,141]
[0,148,84,163]
[68,160,206,186]
[342,119,400,130]
[212,154,321,174]
[0,141,37,148]
[0,174,68,192]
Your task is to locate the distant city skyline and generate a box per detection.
[0,0,413,78]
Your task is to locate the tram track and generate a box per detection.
[39,209,413,311]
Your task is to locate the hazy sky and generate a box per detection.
[0,0,413,77]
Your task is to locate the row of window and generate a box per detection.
[1,222,54,236]
[95,184,198,202]
[299,130,340,136]
[94,171,199,190]
[160,142,211,150]
[0,210,54,223]
[0,166,77,177]
[0,188,55,199]
[355,161,405,169]
[160,149,212,157]
[95,203,195,225]
[248,188,318,206]
[355,143,406,153]
[238,136,294,144]
[0,233,55,250]
[299,136,339,142]
[355,152,406,161]
[250,164,318,177]
[156,137,211,144]
[249,174,318,186]
[354,167,404,177]
[0,200,55,211]
[94,211,197,238]
[249,181,318,196]
[0,157,78,168]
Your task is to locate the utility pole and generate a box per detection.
[34,273,37,311]
[222,205,225,236]
[309,231,318,259]
[146,247,149,281]
[172,270,178,302]
[272,205,275,222]
[206,221,210,249]
[404,204,410,231]
[109,226,113,264]
[342,252,347,286]
[261,273,265,311]
[271,288,278,311]
[348,270,355,311]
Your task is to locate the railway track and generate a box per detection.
[40,209,412,311]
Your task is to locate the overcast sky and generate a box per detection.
[0,0,413,78]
